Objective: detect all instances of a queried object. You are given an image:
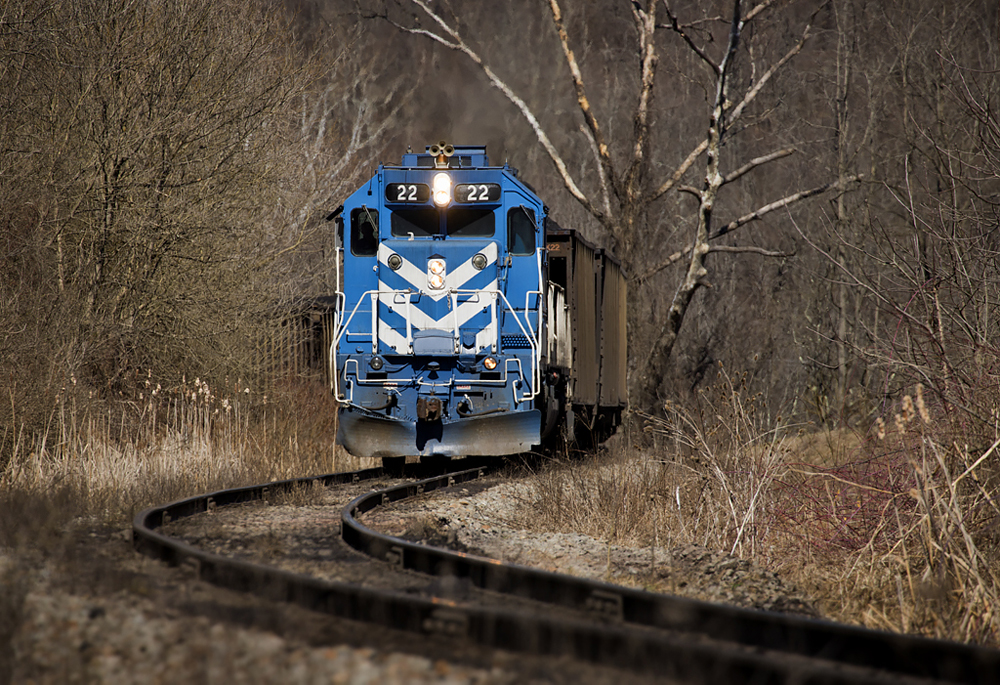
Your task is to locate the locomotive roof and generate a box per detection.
[394,145,491,169]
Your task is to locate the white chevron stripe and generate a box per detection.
[375,242,500,354]
[476,327,496,352]
[376,280,497,331]
[377,325,410,354]
[377,244,432,298]
[377,242,497,302]
[447,242,497,290]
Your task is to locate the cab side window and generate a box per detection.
[351,207,379,256]
[507,207,535,256]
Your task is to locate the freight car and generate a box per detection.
[327,143,626,459]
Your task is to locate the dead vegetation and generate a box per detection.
[2,0,999,666]
[0,377,374,534]
[516,366,1000,646]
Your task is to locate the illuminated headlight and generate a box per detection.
[432,172,451,207]
[427,258,446,290]
[471,253,487,270]
[387,254,402,270]
[483,356,498,371]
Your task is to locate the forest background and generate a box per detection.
[2,0,1000,646]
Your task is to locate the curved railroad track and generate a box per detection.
[133,459,1000,684]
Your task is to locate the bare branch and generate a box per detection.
[623,0,659,203]
[787,208,928,331]
[547,0,620,205]
[639,176,861,280]
[648,138,707,203]
[713,175,862,239]
[581,124,613,218]
[399,0,607,224]
[659,1,718,73]
[726,2,825,128]
[744,0,780,23]
[637,247,692,281]
[707,244,794,258]
[647,1,813,206]
[723,147,795,186]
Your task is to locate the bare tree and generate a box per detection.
[798,0,1000,424]
[0,0,326,422]
[385,0,857,407]
[264,20,420,300]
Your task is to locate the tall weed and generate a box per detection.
[0,374,366,533]
[527,366,1000,645]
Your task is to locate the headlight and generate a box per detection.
[471,253,487,270]
[369,355,384,370]
[483,356,498,371]
[432,172,451,207]
[387,254,402,270]
[427,257,446,290]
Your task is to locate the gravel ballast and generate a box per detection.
[3,466,816,683]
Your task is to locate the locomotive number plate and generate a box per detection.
[454,183,501,203]
[385,183,430,203]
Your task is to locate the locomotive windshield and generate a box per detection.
[390,208,437,237]
[350,207,378,256]
[389,207,495,238]
[447,207,494,237]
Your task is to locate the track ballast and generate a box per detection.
[133,460,1000,684]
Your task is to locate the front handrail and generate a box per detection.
[330,286,541,404]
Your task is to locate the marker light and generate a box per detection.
[387,253,402,270]
[471,253,488,270]
[483,356,498,371]
[428,258,446,290]
[432,172,452,207]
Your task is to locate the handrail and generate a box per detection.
[330,285,541,404]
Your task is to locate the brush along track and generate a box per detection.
[133,460,1000,684]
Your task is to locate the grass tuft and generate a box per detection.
[523,365,1000,646]
[0,376,372,532]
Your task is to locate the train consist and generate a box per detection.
[328,143,626,458]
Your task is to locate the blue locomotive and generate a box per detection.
[328,143,626,459]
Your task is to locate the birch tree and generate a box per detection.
[388,0,858,407]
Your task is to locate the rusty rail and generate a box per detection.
[134,461,1000,684]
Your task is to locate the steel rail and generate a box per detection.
[131,460,1000,683]
[341,468,1000,684]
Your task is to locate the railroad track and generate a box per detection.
[133,459,1000,684]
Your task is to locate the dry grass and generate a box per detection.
[523,367,1000,646]
[5,363,997,648]
[523,368,793,561]
[0,373,377,685]
[775,400,1000,644]
[0,375,374,544]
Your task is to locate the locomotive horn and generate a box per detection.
[431,140,453,168]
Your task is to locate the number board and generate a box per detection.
[385,183,430,203]
[454,183,501,203]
